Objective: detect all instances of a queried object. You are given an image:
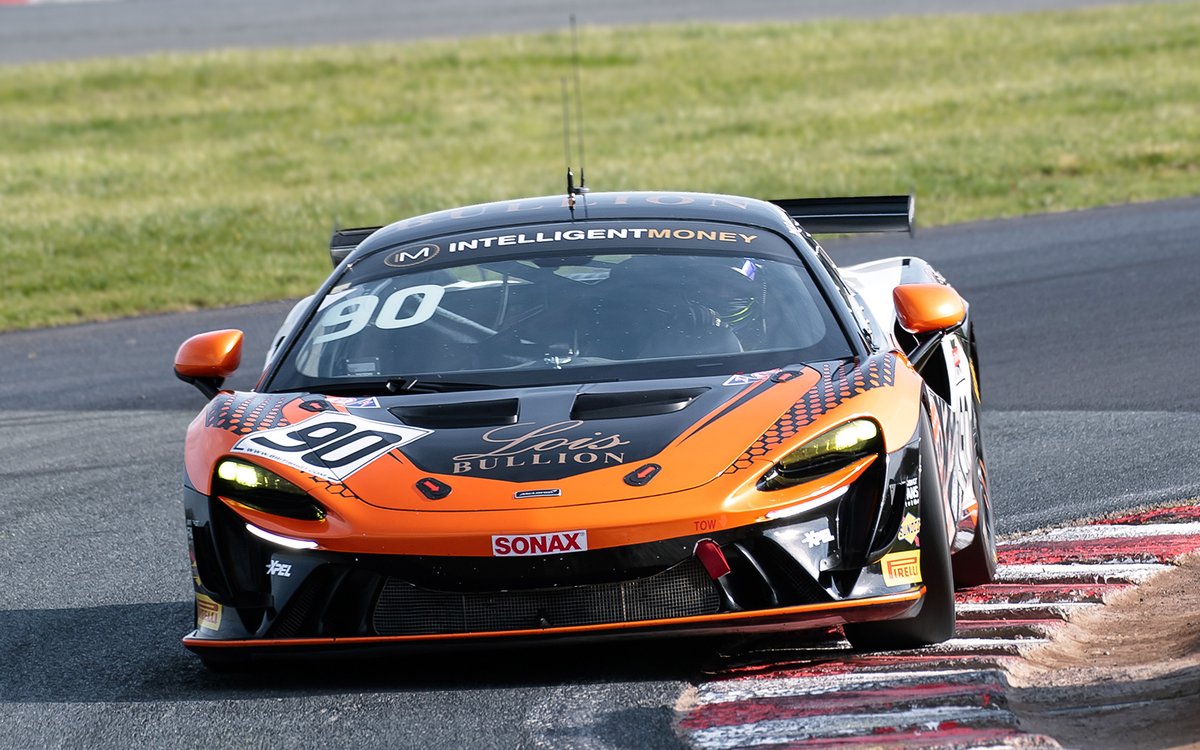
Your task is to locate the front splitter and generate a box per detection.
[183,587,923,656]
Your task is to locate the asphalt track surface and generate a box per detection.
[2,2,1196,748]
[0,0,1159,65]
[3,197,1199,748]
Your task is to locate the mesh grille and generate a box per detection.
[372,558,720,636]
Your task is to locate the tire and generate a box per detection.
[951,381,998,588]
[843,410,956,651]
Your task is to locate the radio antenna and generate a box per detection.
[570,14,588,195]
[562,78,578,212]
[560,16,589,216]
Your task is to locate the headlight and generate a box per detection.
[759,419,881,491]
[213,459,325,520]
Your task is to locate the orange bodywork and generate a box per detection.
[175,329,244,379]
[184,353,924,557]
[893,283,966,334]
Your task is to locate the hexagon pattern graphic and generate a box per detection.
[725,354,896,474]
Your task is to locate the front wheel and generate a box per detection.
[843,410,956,651]
[952,382,998,588]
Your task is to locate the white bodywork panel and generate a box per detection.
[840,256,980,551]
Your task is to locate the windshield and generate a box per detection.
[269,233,852,392]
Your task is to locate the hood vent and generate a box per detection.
[390,398,519,430]
[571,387,708,421]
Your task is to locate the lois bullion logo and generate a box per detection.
[452,421,630,475]
[492,530,588,557]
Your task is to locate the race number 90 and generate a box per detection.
[231,413,432,481]
[311,285,445,345]
[248,420,402,469]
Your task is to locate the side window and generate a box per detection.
[814,246,882,351]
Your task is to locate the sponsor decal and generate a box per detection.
[451,420,629,475]
[492,530,587,557]
[265,560,292,577]
[803,528,836,548]
[327,395,381,409]
[447,227,758,254]
[196,594,222,631]
[346,359,380,376]
[898,513,921,545]
[384,242,441,268]
[232,413,431,482]
[903,478,920,507]
[880,550,922,586]
[514,488,562,499]
[722,369,780,387]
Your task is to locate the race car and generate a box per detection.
[174,190,996,668]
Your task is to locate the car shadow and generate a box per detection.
[0,601,758,704]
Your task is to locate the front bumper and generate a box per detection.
[183,428,924,652]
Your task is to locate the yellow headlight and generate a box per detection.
[215,459,307,496]
[777,419,879,473]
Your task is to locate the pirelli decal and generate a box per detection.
[196,594,222,631]
[880,550,922,586]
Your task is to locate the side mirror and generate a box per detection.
[175,329,244,399]
[892,283,966,334]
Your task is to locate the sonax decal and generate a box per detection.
[881,550,922,586]
[196,594,222,631]
[492,530,588,557]
[232,413,431,481]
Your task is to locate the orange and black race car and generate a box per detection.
[174,191,996,668]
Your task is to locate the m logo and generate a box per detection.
[385,243,441,268]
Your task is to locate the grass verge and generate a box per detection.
[1,3,1197,330]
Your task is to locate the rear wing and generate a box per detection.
[329,226,381,267]
[328,194,912,265]
[769,195,914,235]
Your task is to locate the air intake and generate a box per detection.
[571,387,707,421]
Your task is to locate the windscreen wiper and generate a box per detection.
[308,378,500,396]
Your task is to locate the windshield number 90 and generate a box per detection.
[311,285,445,345]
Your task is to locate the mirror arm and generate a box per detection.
[175,371,224,400]
[905,322,963,371]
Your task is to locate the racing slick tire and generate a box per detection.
[951,384,998,588]
[843,410,955,651]
[951,459,997,587]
